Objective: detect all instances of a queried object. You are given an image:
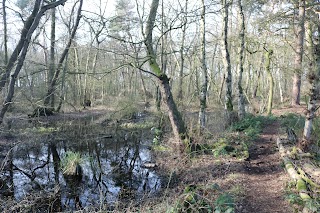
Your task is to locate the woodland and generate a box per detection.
[0,0,320,212]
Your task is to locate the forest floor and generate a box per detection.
[153,106,309,213]
[236,117,291,213]
[0,104,315,212]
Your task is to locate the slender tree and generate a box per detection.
[237,0,246,120]
[2,0,8,67]
[199,0,208,132]
[221,0,233,123]
[292,0,306,106]
[48,0,57,107]
[44,0,83,107]
[177,0,188,101]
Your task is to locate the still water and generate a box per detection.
[1,115,161,211]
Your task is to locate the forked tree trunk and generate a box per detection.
[237,0,245,120]
[292,0,305,106]
[145,0,188,147]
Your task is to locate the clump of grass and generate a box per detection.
[119,121,155,129]
[60,151,83,175]
[206,134,250,159]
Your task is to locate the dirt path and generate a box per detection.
[237,120,292,213]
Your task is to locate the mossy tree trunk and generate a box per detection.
[145,0,188,147]
[265,49,274,116]
[237,0,246,120]
[299,17,319,151]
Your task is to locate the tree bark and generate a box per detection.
[221,0,233,124]
[198,0,208,133]
[237,0,246,120]
[145,0,188,146]
[292,0,305,106]
[0,0,67,124]
[48,0,56,107]
[299,18,318,151]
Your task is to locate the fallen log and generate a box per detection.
[276,137,313,213]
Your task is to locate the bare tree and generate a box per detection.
[144,0,188,148]
[199,0,208,132]
[177,0,188,101]
[44,0,83,107]
[48,0,57,107]
[0,0,68,124]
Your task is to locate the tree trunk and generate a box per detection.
[2,0,8,67]
[44,0,83,107]
[237,0,246,120]
[292,0,305,106]
[56,55,68,112]
[265,49,274,116]
[252,54,264,98]
[276,67,284,103]
[299,18,318,151]
[145,0,188,147]
[222,0,233,123]
[198,0,208,133]
[0,0,67,124]
[48,1,56,108]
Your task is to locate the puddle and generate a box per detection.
[1,115,161,211]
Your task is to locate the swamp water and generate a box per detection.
[0,114,161,211]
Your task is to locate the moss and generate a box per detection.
[296,179,307,191]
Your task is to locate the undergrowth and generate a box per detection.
[168,183,235,213]
[192,114,275,159]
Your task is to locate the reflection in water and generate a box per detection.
[1,118,160,211]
